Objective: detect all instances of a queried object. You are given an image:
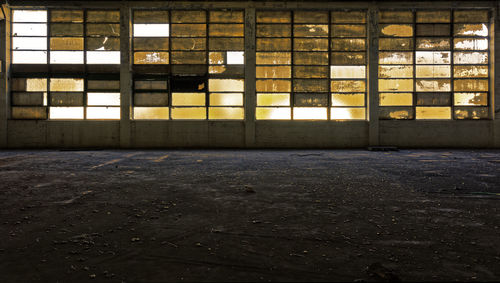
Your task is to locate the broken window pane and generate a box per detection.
[134,52,169,64]
[379,52,413,64]
[454,107,488,119]
[134,24,169,37]
[454,24,488,37]
[379,107,414,119]
[330,108,365,120]
[453,66,488,78]
[416,38,450,50]
[87,37,120,51]
[454,38,488,50]
[13,10,47,22]
[453,52,488,64]
[293,107,327,120]
[416,51,451,64]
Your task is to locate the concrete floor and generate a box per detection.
[0,149,499,282]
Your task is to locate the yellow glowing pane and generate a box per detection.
[256,66,291,78]
[293,107,327,120]
[12,51,48,64]
[50,106,84,119]
[87,93,120,106]
[416,66,451,78]
[134,107,169,119]
[256,52,291,65]
[210,93,243,106]
[331,108,365,120]
[257,93,290,106]
[453,52,488,64]
[454,93,487,106]
[208,107,244,119]
[86,107,120,119]
[416,79,451,92]
[171,107,206,119]
[134,52,169,64]
[50,38,84,51]
[208,66,226,74]
[209,52,224,64]
[330,66,365,79]
[331,93,365,106]
[50,51,84,64]
[172,93,205,106]
[13,10,47,22]
[415,51,451,64]
[380,24,413,37]
[209,79,244,92]
[454,79,488,92]
[331,80,365,92]
[134,24,169,37]
[453,66,488,78]
[378,79,413,92]
[24,79,47,91]
[87,51,120,64]
[416,107,451,119]
[454,38,488,50]
[379,65,413,78]
[50,78,84,91]
[379,93,413,106]
[256,107,291,120]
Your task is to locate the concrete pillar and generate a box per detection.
[0,5,10,148]
[368,7,379,146]
[120,4,132,148]
[244,7,256,147]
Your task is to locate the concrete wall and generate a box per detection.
[1,1,499,148]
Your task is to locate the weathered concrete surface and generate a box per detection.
[0,150,499,282]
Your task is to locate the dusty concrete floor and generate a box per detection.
[0,149,499,282]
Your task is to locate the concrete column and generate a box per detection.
[0,5,10,148]
[120,4,132,148]
[368,7,379,146]
[244,7,256,147]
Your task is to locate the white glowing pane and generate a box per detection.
[134,107,170,119]
[256,107,291,120]
[13,10,47,23]
[331,108,365,120]
[87,93,120,106]
[86,51,120,64]
[209,79,244,92]
[134,24,169,37]
[86,107,120,119]
[13,24,47,36]
[293,107,327,120]
[50,51,84,64]
[209,93,243,106]
[227,51,244,65]
[330,66,366,79]
[13,51,47,64]
[50,107,84,119]
[12,37,47,50]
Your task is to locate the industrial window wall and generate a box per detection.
[1,3,498,148]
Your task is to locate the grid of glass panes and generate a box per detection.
[379,10,490,120]
[208,10,245,120]
[11,10,121,120]
[330,11,367,119]
[132,10,170,119]
[453,10,490,119]
[378,11,415,119]
[256,10,367,120]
